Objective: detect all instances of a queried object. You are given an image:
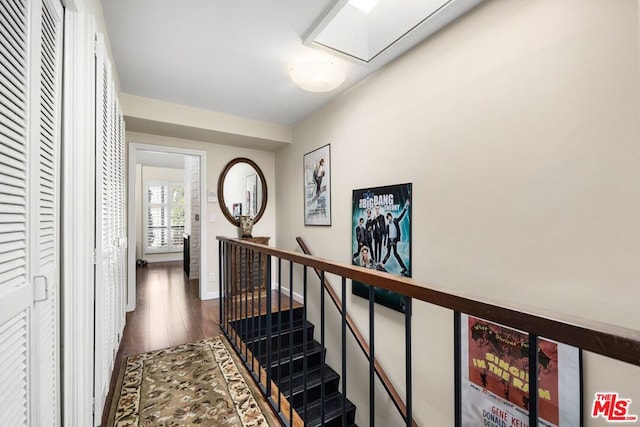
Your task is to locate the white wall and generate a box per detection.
[275,0,639,425]
[127,132,277,296]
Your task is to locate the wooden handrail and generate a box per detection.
[217,236,640,368]
[296,237,418,427]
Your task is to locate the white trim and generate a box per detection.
[202,290,219,300]
[127,143,208,310]
[61,10,96,427]
[277,283,305,304]
[144,254,183,263]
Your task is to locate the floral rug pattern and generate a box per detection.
[112,336,271,426]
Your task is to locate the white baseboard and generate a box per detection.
[276,283,304,304]
[201,290,219,300]
[143,253,182,263]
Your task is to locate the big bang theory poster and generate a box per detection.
[459,314,581,426]
[351,183,411,313]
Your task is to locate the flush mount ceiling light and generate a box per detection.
[289,59,346,93]
[304,0,483,63]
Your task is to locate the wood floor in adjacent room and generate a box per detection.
[101,261,220,425]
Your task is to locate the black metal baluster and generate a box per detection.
[225,242,230,337]
[265,254,272,397]
[303,266,308,422]
[454,311,461,427]
[405,296,412,427]
[231,244,236,344]
[277,258,282,412]
[369,285,375,427]
[251,249,256,374]
[342,276,347,427]
[218,240,222,335]
[244,247,249,361]
[289,261,294,424]
[242,248,249,361]
[528,334,539,427]
[320,270,326,426]
[258,253,263,387]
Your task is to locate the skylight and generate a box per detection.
[348,0,383,14]
[304,0,482,63]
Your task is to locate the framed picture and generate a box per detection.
[304,144,331,226]
[246,173,257,217]
[232,203,242,217]
[457,314,582,426]
[351,183,411,313]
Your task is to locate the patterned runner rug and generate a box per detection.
[108,336,279,426]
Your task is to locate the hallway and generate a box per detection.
[101,261,220,424]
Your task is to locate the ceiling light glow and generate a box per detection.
[289,60,346,93]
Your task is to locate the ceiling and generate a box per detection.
[101,0,482,146]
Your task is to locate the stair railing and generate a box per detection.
[297,236,418,427]
[218,236,640,427]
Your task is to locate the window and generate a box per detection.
[144,182,185,253]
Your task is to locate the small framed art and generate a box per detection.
[303,144,331,226]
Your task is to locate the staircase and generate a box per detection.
[232,306,357,426]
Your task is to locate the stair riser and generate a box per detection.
[246,326,315,354]
[230,306,304,328]
[317,412,356,427]
[267,351,324,381]
[289,376,340,410]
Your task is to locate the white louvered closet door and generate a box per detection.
[94,35,126,424]
[32,0,63,425]
[0,0,63,425]
[0,0,32,424]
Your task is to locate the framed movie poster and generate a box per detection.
[458,314,582,426]
[351,183,411,313]
[304,144,331,225]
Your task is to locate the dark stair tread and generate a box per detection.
[278,365,340,398]
[259,340,323,366]
[230,306,304,327]
[231,315,310,331]
[238,320,314,345]
[298,392,356,427]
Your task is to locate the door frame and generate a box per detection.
[127,142,208,311]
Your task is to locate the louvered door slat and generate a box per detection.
[4,0,26,26]
[1,88,25,121]
[0,131,26,155]
[0,48,26,86]
[0,239,24,253]
[0,204,25,214]
[0,9,25,52]
[0,0,30,423]
[0,35,25,73]
[1,0,26,33]
[0,213,25,223]
[0,310,28,426]
[0,248,25,265]
[0,110,25,138]
[1,151,26,172]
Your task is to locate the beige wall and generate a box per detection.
[127,132,277,296]
[275,0,639,425]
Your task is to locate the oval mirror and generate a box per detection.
[217,158,268,227]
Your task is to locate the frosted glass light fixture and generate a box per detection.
[289,59,346,93]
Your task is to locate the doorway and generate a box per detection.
[127,143,208,311]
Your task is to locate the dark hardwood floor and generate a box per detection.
[100,261,220,425]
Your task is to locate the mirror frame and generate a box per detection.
[217,157,268,227]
